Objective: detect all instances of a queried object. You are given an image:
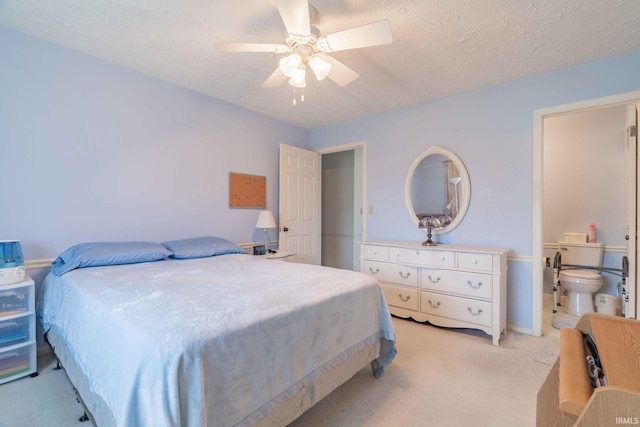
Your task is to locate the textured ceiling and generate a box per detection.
[1,0,639,129]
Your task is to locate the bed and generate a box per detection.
[39,238,396,427]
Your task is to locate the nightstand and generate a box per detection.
[0,277,37,384]
[260,251,295,261]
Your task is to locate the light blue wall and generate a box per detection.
[0,27,308,261]
[3,25,639,332]
[310,50,640,330]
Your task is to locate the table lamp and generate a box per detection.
[255,210,276,250]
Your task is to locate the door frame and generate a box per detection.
[532,90,640,336]
[315,140,368,247]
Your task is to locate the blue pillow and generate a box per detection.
[51,241,173,276]
[162,236,246,259]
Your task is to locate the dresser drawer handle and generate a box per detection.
[428,299,441,309]
[427,275,441,284]
[467,307,483,316]
[398,294,411,302]
[368,267,380,274]
[467,280,483,289]
[440,256,446,262]
[398,271,411,279]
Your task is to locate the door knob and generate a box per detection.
[283,227,289,232]
[625,234,629,240]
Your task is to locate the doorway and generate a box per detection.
[543,106,628,306]
[532,91,640,336]
[317,141,366,271]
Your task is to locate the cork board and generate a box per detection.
[229,172,266,209]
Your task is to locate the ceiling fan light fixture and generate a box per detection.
[309,54,332,81]
[315,37,331,53]
[218,2,393,102]
[288,67,306,88]
[279,53,302,77]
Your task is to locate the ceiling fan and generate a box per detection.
[216,0,392,103]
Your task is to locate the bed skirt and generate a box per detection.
[46,326,380,427]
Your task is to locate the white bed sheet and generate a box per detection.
[40,254,396,427]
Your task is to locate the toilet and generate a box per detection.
[558,242,604,316]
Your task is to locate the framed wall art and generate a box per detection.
[229,172,267,209]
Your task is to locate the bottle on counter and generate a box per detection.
[588,223,596,243]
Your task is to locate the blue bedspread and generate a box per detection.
[40,254,396,426]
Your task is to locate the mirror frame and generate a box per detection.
[404,146,471,234]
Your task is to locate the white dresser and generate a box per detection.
[361,241,508,345]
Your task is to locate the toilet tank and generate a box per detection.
[557,242,604,267]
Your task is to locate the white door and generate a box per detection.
[627,103,639,318]
[279,144,321,264]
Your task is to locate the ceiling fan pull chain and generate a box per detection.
[301,87,304,103]
[292,86,297,106]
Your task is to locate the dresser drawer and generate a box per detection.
[363,260,418,287]
[420,291,492,327]
[0,316,32,347]
[390,247,455,268]
[0,285,32,318]
[362,244,390,261]
[421,269,492,299]
[381,284,419,311]
[458,252,494,272]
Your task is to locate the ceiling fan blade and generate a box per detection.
[317,20,393,53]
[275,0,311,36]
[324,56,360,87]
[216,42,289,53]
[262,68,289,88]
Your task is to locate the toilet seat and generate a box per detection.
[559,269,602,285]
[559,269,602,316]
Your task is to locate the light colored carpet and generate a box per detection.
[552,310,580,330]
[290,319,552,427]
[0,352,86,427]
[533,332,560,366]
[0,314,558,427]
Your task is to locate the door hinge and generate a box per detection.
[630,125,637,138]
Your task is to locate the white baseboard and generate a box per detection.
[26,259,54,270]
[507,323,535,336]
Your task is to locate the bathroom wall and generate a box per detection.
[543,106,628,296]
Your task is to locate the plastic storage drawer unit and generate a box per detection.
[0,343,36,383]
[0,284,32,317]
[0,316,32,347]
[0,278,36,384]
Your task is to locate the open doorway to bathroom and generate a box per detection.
[317,142,366,271]
[543,106,628,327]
[533,91,640,336]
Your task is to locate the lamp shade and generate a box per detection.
[288,67,306,88]
[279,53,302,77]
[309,55,332,81]
[256,210,276,229]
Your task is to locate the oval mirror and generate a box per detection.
[405,146,471,234]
